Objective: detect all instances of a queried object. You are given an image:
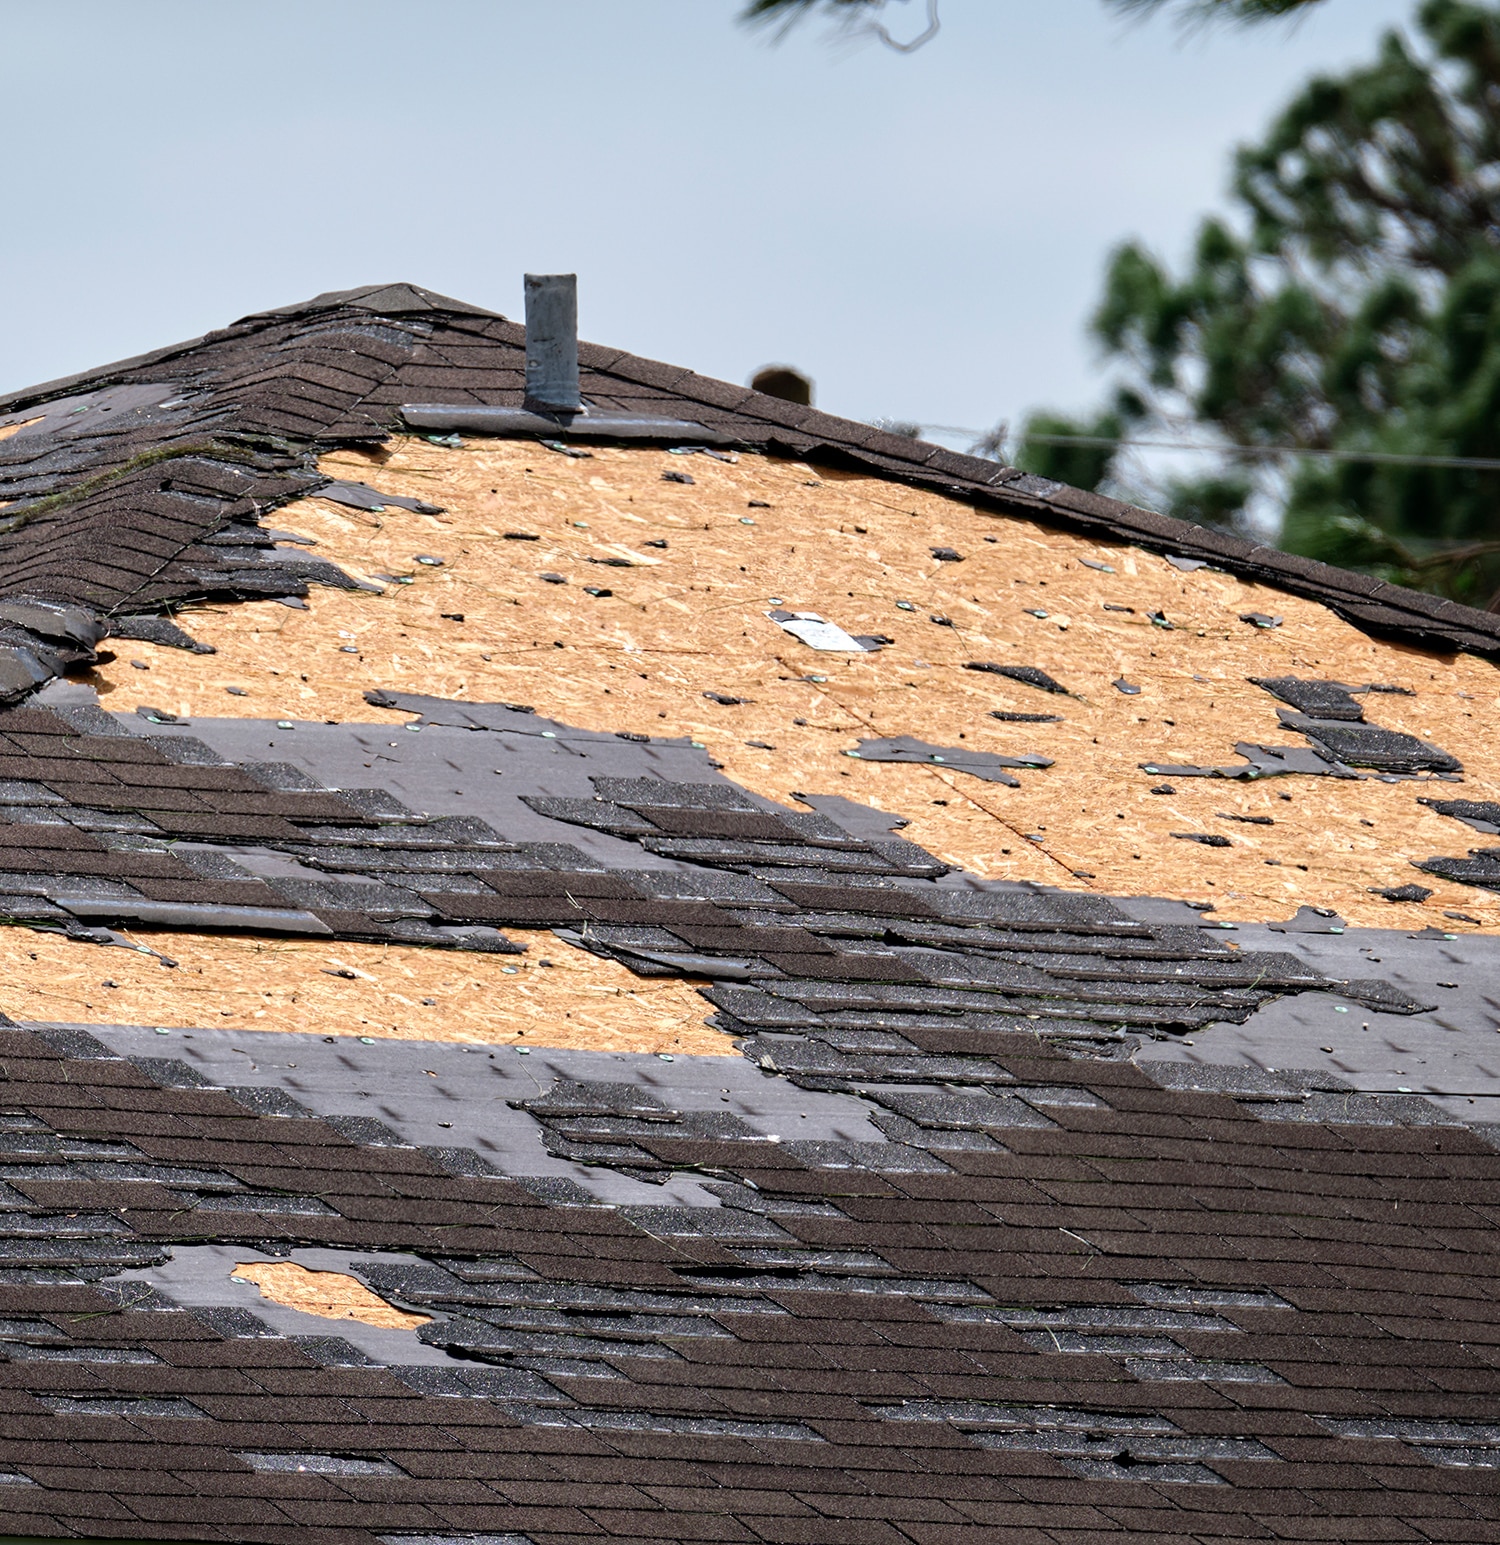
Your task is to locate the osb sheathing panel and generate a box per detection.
[87,438,1500,936]
[233,1261,430,1330]
[1,925,724,1054]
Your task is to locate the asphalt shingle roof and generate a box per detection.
[0,286,1493,1545]
[0,282,1496,701]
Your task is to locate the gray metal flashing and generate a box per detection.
[401,405,734,445]
[522,273,582,414]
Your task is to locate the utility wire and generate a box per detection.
[917,425,1500,473]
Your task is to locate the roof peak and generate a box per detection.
[240,282,505,325]
[0,283,508,418]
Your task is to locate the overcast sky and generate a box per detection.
[3,0,1414,443]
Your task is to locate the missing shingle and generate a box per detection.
[240,1452,404,1476]
[1321,1417,1500,1465]
[382,1536,532,1545]
[6,1343,159,1364]
[1125,1357,1285,1383]
[964,1304,1235,1333]
[1128,1283,1291,1310]
[871,1399,1272,1479]
[1056,1456,1225,1484]
[43,1395,205,1418]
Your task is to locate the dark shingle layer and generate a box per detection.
[0,1020,1491,1543]
[0,699,1420,1035]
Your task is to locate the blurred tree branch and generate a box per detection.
[738,0,1327,50]
[739,0,940,51]
[1105,0,1327,24]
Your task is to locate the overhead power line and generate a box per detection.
[918,425,1500,473]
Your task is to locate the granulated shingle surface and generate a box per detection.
[0,1018,1493,1544]
[0,284,1496,1544]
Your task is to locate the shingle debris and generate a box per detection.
[1145,677,1461,781]
[1370,883,1434,903]
[964,662,1068,694]
[313,479,444,516]
[846,736,1053,786]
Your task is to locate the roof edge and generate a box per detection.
[573,352,1500,663]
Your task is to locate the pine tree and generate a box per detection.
[1024,1,1500,607]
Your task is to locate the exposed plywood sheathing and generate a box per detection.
[231,1261,430,1329]
[87,438,1500,933]
[3,926,726,1053]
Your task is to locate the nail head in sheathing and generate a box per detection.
[523,272,581,414]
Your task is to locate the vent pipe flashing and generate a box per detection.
[523,273,581,415]
[401,271,735,444]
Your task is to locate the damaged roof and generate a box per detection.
[1,280,1499,696]
[0,285,1495,1545]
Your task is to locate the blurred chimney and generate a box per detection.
[750,365,813,406]
[523,273,581,414]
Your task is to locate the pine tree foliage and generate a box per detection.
[1035,1,1500,607]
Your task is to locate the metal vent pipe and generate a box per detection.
[523,273,581,414]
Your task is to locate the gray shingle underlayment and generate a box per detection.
[109,1242,462,1367]
[1148,921,1500,1122]
[106,707,726,870]
[63,1025,887,1206]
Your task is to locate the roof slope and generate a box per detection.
[0,1014,1499,1545]
[0,288,1495,1545]
[0,283,1494,702]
